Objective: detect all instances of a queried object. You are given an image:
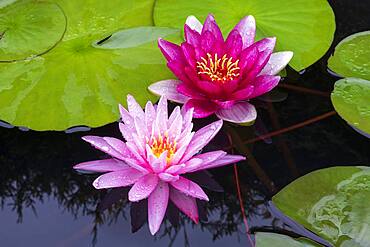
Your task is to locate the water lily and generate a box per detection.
[148,14,293,124]
[74,95,245,235]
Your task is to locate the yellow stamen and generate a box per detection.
[149,132,177,164]
[196,53,240,83]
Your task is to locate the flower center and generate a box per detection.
[149,133,177,163]
[196,53,240,83]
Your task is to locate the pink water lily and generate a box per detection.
[74,95,245,235]
[149,14,293,124]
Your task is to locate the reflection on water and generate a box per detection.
[0,0,369,246]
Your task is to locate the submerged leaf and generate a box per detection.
[153,0,335,71]
[255,232,318,247]
[273,166,370,246]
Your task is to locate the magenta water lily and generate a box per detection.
[74,95,245,235]
[149,14,293,124]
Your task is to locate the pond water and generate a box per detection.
[0,0,369,246]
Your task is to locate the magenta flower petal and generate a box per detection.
[216,101,257,124]
[260,51,294,75]
[202,14,223,42]
[158,38,183,62]
[170,188,199,223]
[148,181,169,235]
[128,173,159,202]
[93,169,144,189]
[230,85,254,101]
[184,99,219,118]
[203,155,246,170]
[184,24,202,47]
[233,15,256,49]
[185,15,202,33]
[249,75,281,99]
[225,30,243,57]
[74,159,128,172]
[170,177,209,201]
[149,15,292,124]
[177,83,205,99]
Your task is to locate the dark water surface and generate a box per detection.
[0,1,369,246]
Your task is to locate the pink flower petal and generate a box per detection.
[202,154,246,170]
[170,177,209,201]
[150,150,167,173]
[180,120,223,163]
[127,94,144,120]
[93,169,144,189]
[184,99,219,118]
[192,150,226,167]
[185,15,203,34]
[170,188,199,223]
[165,164,185,174]
[233,15,256,49]
[118,104,134,125]
[128,174,159,202]
[145,101,156,134]
[168,106,181,127]
[158,38,183,62]
[74,159,128,172]
[215,101,257,124]
[249,75,281,99]
[148,181,169,235]
[167,110,183,140]
[259,51,293,75]
[82,136,126,160]
[158,173,179,182]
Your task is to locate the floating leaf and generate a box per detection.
[273,166,370,246]
[0,0,181,131]
[331,78,370,135]
[0,0,66,61]
[153,0,335,71]
[255,232,318,247]
[328,31,370,80]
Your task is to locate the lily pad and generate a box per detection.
[0,0,66,61]
[153,0,335,71]
[273,166,370,246]
[328,31,370,80]
[0,0,181,131]
[331,78,370,135]
[256,232,318,247]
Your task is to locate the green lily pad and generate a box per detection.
[328,31,370,81]
[273,166,370,246]
[256,232,319,247]
[0,0,181,131]
[331,78,370,135]
[0,0,66,61]
[153,0,335,71]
